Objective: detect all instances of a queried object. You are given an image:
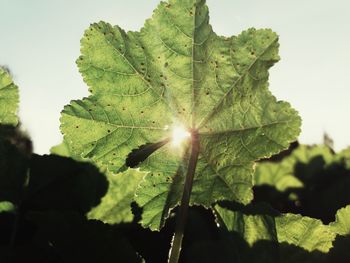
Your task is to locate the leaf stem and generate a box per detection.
[168,130,199,263]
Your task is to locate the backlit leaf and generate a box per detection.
[60,0,301,230]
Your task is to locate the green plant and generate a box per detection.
[60,0,301,260]
[1,1,350,262]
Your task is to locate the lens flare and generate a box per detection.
[171,126,190,147]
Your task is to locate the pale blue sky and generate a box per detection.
[1,0,349,153]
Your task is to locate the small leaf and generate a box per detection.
[329,205,350,236]
[0,201,16,214]
[0,67,19,126]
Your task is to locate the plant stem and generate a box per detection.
[168,130,199,263]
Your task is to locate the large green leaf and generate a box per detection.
[60,0,301,230]
[0,67,19,126]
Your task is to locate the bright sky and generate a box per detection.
[1,0,349,154]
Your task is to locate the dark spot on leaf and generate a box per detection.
[107,104,111,106]
[76,126,79,129]
[206,92,210,95]
[164,62,168,68]
[122,107,126,111]
[140,111,144,114]
[88,109,92,112]
[125,139,169,168]
[107,130,111,133]
[141,62,144,66]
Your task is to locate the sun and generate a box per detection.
[171,126,191,147]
